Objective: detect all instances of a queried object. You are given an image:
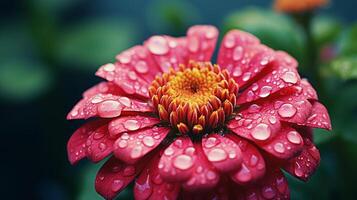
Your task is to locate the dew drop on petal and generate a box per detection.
[118,97,132,107]
[204,137,217,149]
[111,179,124,192]
[232,66,242,77]
[233,46,243,61]
[224,35,235,48]
[147,36,169,55]
[135,61,149,74]
[207,148,227,162]
[294,163,303,177]
[287,131,302,144]
[273,142,285,153]
[103,63,115,72]
[164,147,174,156]
[131,146,143,158]
[118,140,128,148]
[206,170,217,180]
[173,155,193,170]
[123,166,136,176]
[252,123,271,141]
[98,100,122,118]
[142,136,155,147]
[259,86,272,98]
[124,120,140,131]
[281,71,298,84]
[236,164,252,182]
[261,186,276,199]
[278,103,297,118]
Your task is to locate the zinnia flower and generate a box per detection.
[67,25,331,200]
[274,0,328,13]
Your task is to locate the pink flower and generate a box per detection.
[67,25,331,200]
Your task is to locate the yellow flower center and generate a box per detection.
[149,61,239,135]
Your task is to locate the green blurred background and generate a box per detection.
[1,0,357,199]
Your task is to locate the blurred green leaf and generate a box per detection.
[77,162,133,200]
[314,128,335,145]
[338,24,357,56]
[330,56,357,80]
[57,19,138,71]
[0,61,52,101]
[312,16,342,48]
[146,0,200,35]
[223,7,305,64]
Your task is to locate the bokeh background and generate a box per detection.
[1,0,357,199]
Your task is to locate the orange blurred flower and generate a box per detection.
[274,0,328,13]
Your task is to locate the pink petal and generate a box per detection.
[95,156,146,200]
[179,179,231,200]
[113,126,170,164]
[108,115,160,138]
[158,137,220,190]
[237,58,301,105]
[186,25,219,62]
[67,120,108,165]
[228,135,266,185]
[299,79,318,100]
[182,143,220,191]
[233,168,290,200]
[283,138,320,181]
[158,137,196,182]
[67,94,153,120]
[82,81,126,99]
[260,126,304,159]
[304,101,332,130]
[218,30,272,87]
[115,46,163,83]
[201,134,243,172]
[134,154,180,200]
[144,35,189,72]
[96,63,150,99]
[85,125,115,163]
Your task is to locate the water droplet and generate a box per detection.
[142,136,155,147]
[259,86,272,98]
[224,35,235,48]
[281,71,298,84]
[135,61,149,74]
[124,120,140,131]
[233,46,243,61]
[103,63,115,72]
[207,148,227,162]
[164,147,174,156]
[147,36,169,55]
[127,71,137,80]
[260,58,269,66]
[123,166,136,176]
[278,103,297,118]
[252,123,271,141]
[118,140,128,148]
[111,179,124,192]
[236,164,252,182]
[248,104,261,113]
[118,52,131,64]
[261,186,276,199]
[204,137,217,148]
[250,155,258,166]
[93,131,105,140]
[91,95,103,104]
[173,155,193,170]
[294,163,303,177]
[205,28,217,39]
[268,116,277,124]
[189,37,199,52]
[118,97,131,107]
[98,100,122,118]
[287,131,302,144]
[273,142,285,153]
[233,66,242,77]
[206,170,217,180]
[131,146,142,158]
[99,142,107,151]
[242,72,251,82]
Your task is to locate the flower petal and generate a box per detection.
[108,115,160,138]
[134,154,180,200]
[182,143,220,191]
[82,81,126,99]
[237,57,301,104]
[186,25,219,62]
[67,119,107,165]
[158,137,197,182]
[201,134,243,172]
[85,125,115,163]
[283,138,320,181]
[96,63,150,99]
[217,30,272,87]
[260,126,304,159]
[232,168,290,200]
[304,101,332,130]
[228,135,266,185]
[113,126,170,164]
[67,94,153,120]
[115,46,163,83]
[95,156,146,200]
